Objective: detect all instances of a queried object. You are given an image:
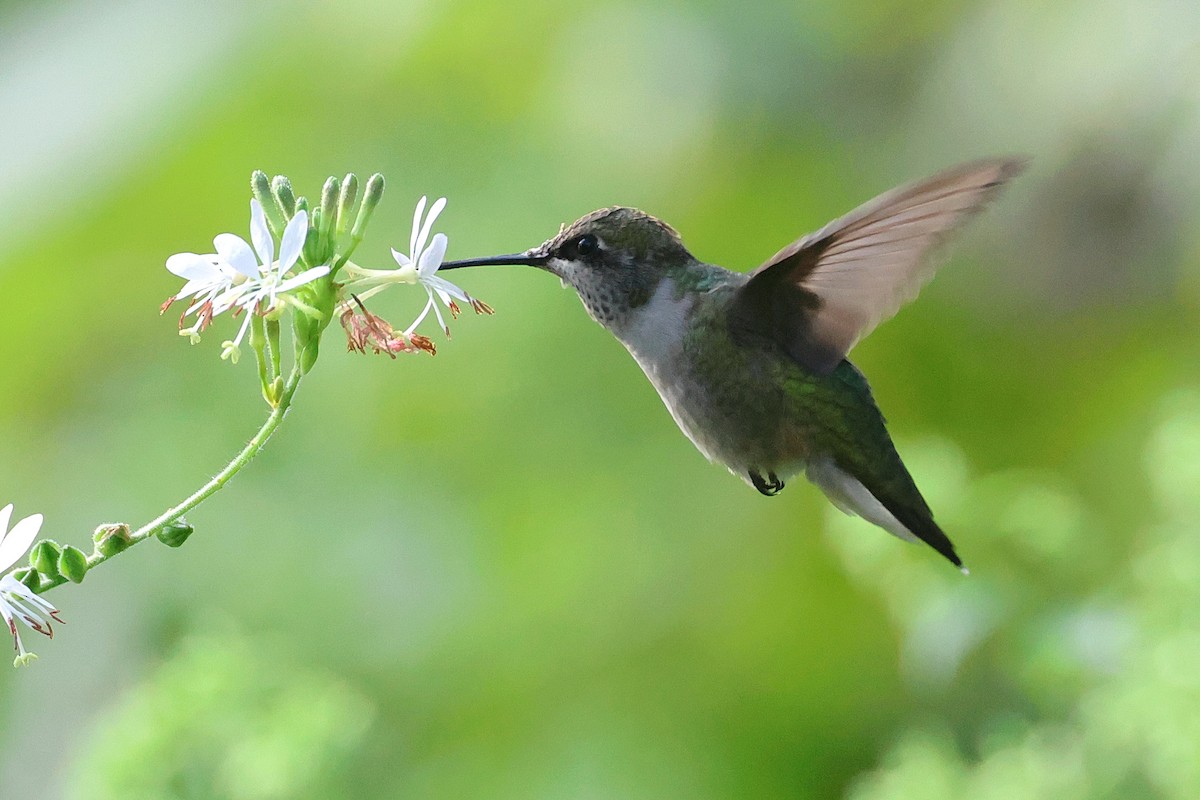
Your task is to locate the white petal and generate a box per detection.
[249,199,275,269]
[417,233,448,278]
[176,279,216,303]
[214,233,260,278]
[404,297,435,336]
[231,311,254,347]
[278,210,309,273]
[16,585,57,614]
[166,253,220,281]
[0,512,41,571]
[183,288,218,315]
[2,582,47,617]
[425,274,471,303]
[212,284,251,314]
[430,291,449,333]
[275,265,330,294]
[414,197,446,260]
[0,591,14,626]
[410,196,427,256]
[3,585,58,633]
[0,504,14,536]
[391,248,413,268]
[234,285,267,311]
[426,196,446,227]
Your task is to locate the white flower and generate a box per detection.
[162,200,329,358]
[219,203,329,363]
[341,196,490,338]
[0,504,61,666]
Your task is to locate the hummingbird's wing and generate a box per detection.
[729,158,1025,374]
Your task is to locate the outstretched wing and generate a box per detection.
[728,158,1026,374]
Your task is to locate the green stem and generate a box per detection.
[37,366,305,594]
[267,318,282,381]
[329,232,366,278]
[251,314,270,396]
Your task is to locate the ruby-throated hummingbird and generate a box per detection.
[441,159,1024,569]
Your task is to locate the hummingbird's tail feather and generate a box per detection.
[807,456,963,569]
[800,360,964,568]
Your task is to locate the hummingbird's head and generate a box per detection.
[441,207,696,329]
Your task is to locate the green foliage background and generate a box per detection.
[1,0,1198,797]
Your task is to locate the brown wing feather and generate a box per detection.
[729,158,1026,374]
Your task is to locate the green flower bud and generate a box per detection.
[295,196,310,216]
[263,375,284,407]
[337,173,359,236]
[300,338,321,374]
[94,523,133,557]
[306,207,326,266]
[17,568,40,591]
[251,170,272,206]
[156,520,194,548]
[351,173,385,239]
[320,177,338,236]
[59,546,88,583]
[292,308,316,353]
[272,175,297,219]
[29,540,61,578]
[252,170,285,239]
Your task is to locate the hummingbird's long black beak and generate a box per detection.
[439,251,549,271]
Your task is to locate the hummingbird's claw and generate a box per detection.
[750,470,785,496]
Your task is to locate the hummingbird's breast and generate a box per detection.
[613,276,810,479]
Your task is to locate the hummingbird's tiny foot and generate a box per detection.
[750,470,785,496]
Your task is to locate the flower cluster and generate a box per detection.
[163,175,490,368]
[162,200,329,363]
[0,505,61,666]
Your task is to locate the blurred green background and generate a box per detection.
[2,0,1199,797]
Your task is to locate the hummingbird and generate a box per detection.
[440,159,1024,569]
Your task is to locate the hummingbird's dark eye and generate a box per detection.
[574,234,599,257]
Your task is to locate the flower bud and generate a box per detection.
[58,545,88,583]
[320,177,338,236]
[251,170,272,207]
[156,520,194,548]
[29,540,61,578]
[306,207,325,263]
[337,173,359,236]
[300,337,321,374]
[16,568,40,591]
[351,173,385,239]
[272,175,297,219]
[262,375,283,407]
[94,523,132,557]
[292,309,316,353]
[252,170,285,239]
